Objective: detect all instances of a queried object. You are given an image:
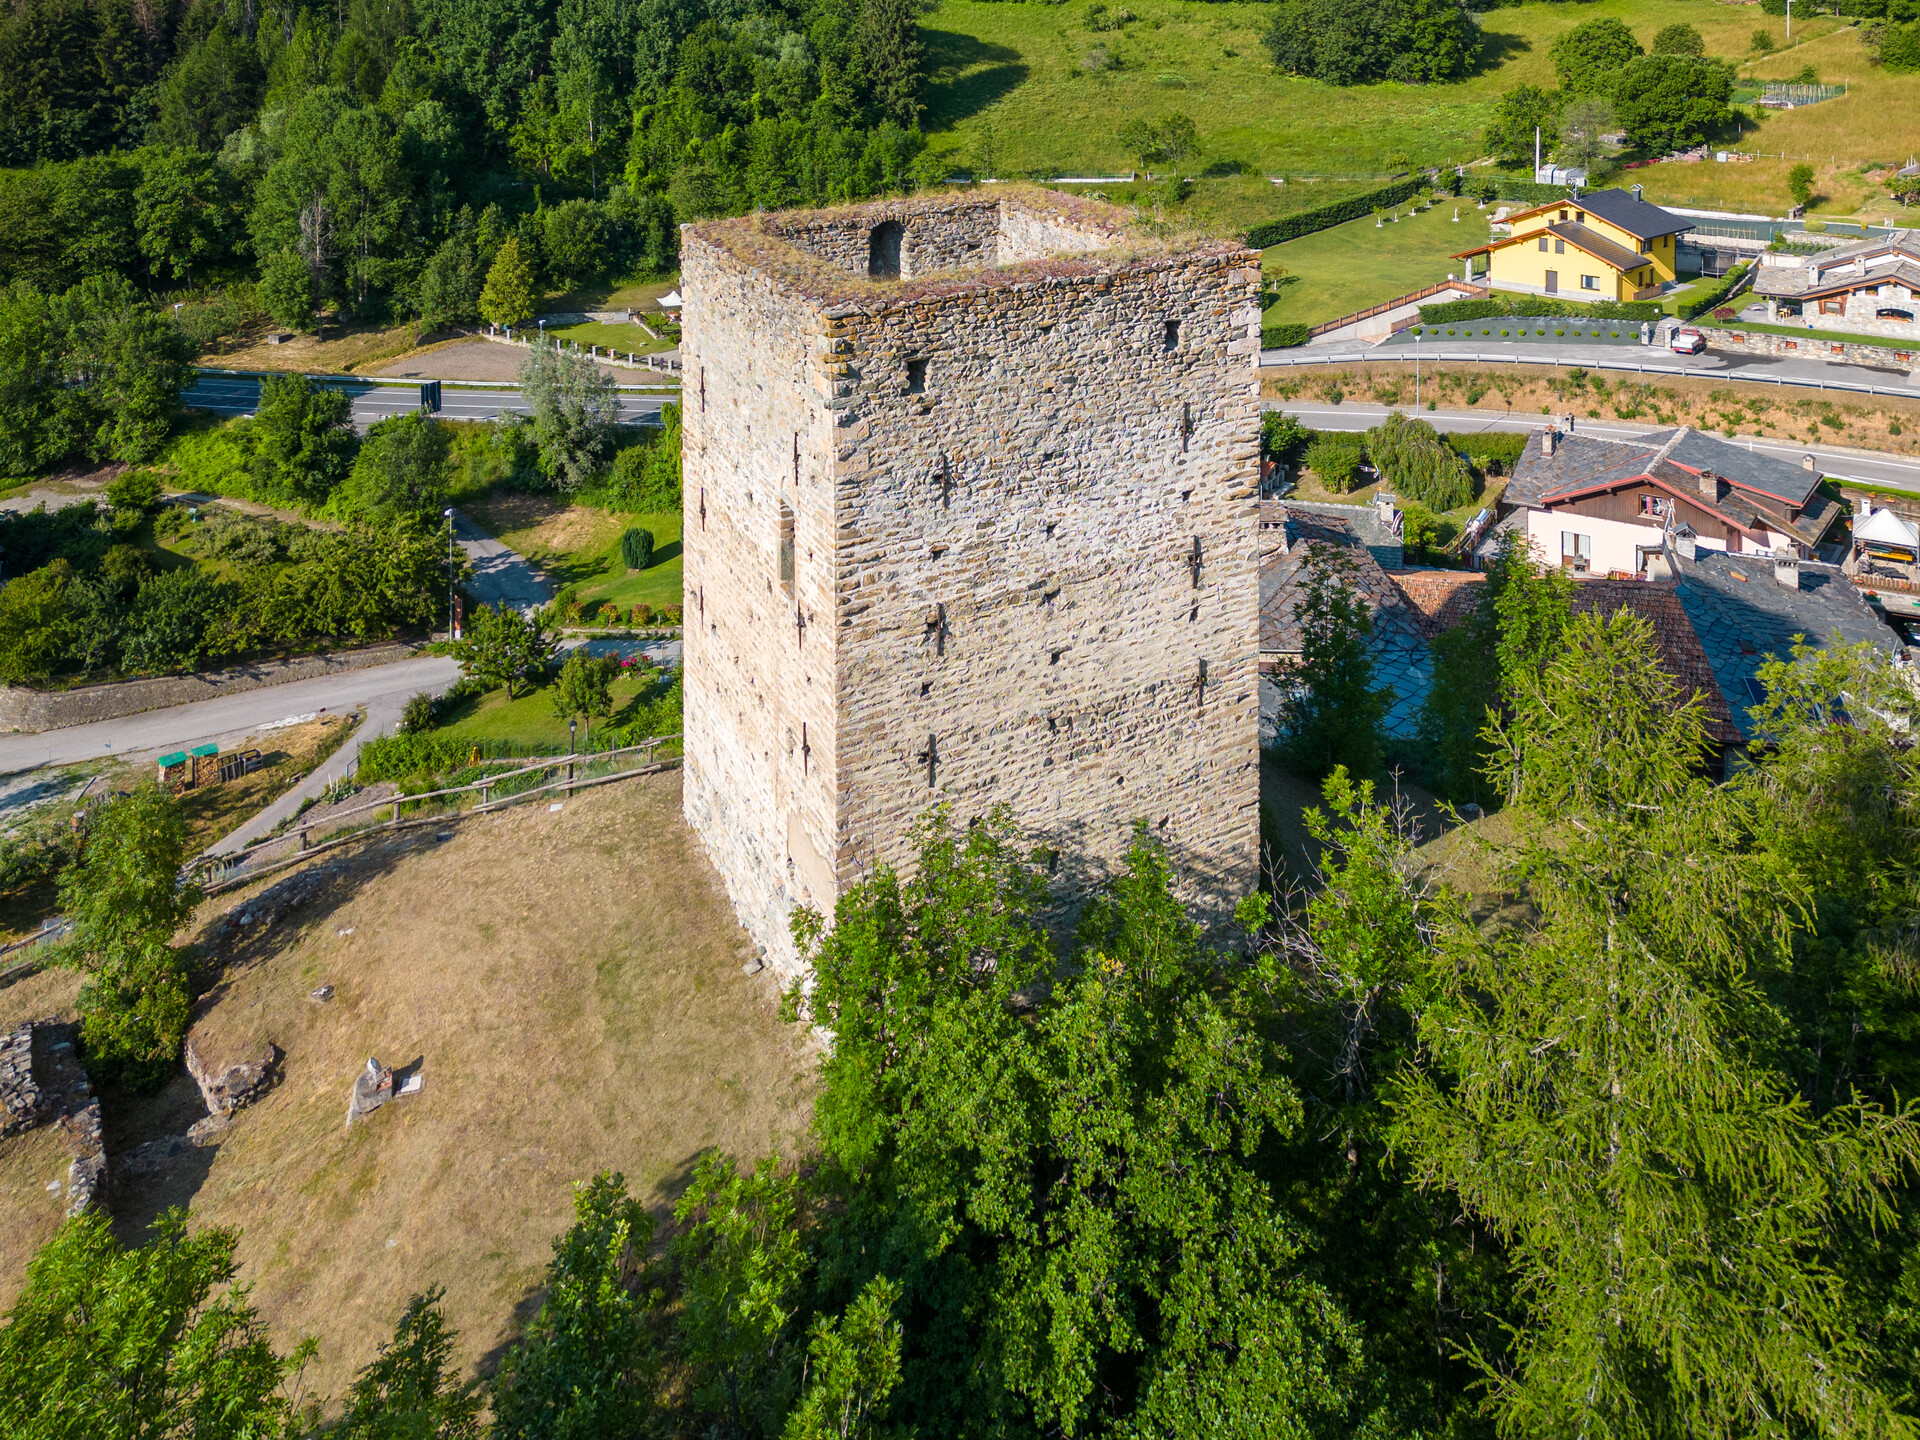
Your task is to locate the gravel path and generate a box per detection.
[366,339,638,383]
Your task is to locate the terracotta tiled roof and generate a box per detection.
[1384,569,1742,747]
[1391,569,1486,637]
[1568,581,1740,747]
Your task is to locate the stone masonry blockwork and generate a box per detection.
[681,188,1264,978]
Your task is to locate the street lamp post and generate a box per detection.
[1415,332,1422,411]
[443,508,455,639]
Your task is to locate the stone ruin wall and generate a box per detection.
[771,197,1001,278]
[827,250,1264,908]
[2,1020,107,1215]
[680,236,844,977]
[683,195,1263,976]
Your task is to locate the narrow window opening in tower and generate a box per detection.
[778,500,796,594]
[1163,319,1180,351]
[869,221,904,278]
[906,357,929,394]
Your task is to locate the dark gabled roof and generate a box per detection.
[1795,261,1920,302]
[1505,427,1841,549]
[1655,428,1821,506]
[1672,548,1898,737]
[1547,221,1649,274]
[1508,188,1693,241]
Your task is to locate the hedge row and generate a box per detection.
[1489,178,1582,207]
[1245,176,1429,249]
[1445,431,1527,471]
[1679,260,1754,322]
[356,733,559,783]
[1419,296,1664,324]
[1262,322,1312,349]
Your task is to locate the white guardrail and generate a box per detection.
[1260,349,1920,400]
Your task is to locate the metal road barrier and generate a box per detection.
[1260,349,1920,401]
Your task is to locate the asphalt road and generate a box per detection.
[1267,401,1920,493]
[0,656,463,775]
[1265,338,1920,398]
[183,374,671,431]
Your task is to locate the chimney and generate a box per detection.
[1631,183,1644,202]
[1542,426,1557,458]
[1698,470,1719,501]
[1674,525,1697,561]
[1374,490,1398,530]
[1772,546,1801,590]
[1802,453,1817,472]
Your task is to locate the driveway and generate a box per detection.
[457,511,551,616]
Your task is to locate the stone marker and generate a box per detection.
[346,1057,394,1128]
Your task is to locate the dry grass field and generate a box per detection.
[77,771,819,1406]
[0,1124,74,1311]
[1265,361,1920,455]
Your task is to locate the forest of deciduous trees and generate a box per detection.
[0,0,936,331]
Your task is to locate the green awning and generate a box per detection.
[158,752,187,767]
[190,743,218,757]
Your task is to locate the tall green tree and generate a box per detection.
[62,273,195,464]
[1417,528,1572,804]
[338,411,452,522]
[450,600,556,697]
[480,234,536,329]
[1388,609,1920,1439]
[251,372,357,506]
[492,1172,661,1440]
[1550,16,1642,96]
[518,341,619,490]
[549,648,618,745]
[57,784,202,1089]
[1279,542,1390,779]
[791,810,1366,1437]
[0,1210,308,1438]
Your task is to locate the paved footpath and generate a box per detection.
[1268,401,1920,494]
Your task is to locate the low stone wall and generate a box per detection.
[3,1021,106,1214]
[1706,327,1919,374]
[0,642,422,734]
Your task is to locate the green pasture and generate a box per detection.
[433,668,666,749]
[1263,199,1494,328]
[918,0,1845,180]
[547,320,676,355]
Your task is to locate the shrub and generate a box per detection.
[1366,412,1474,511]
[630,602,654,625]
[1680,261,1753,321]
[357,732,553,783]
[1420,296,1663,325]
[399,691,435,734]
[1261,322,1312,349]
[1262,411,1310,463]
[1303,433,1367,490]
[1444,431,1526,476]
[620,527,655,570]
[105,469,162,513]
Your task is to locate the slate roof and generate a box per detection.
[1755,260,1920,301]
[1504,426,1840,550]
[1672,548,1898,736]
[1568,188,1695,241]
[1546,221,1650,274]
[1259,507,1429,739]
[1386,570,1740,745]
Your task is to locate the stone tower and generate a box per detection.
[679,187,1263,978]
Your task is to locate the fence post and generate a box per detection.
[300,825,309,852]
[393,797,401,825]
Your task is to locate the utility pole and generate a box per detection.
[443,508,455,639]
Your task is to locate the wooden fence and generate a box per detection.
[189,736,682,894]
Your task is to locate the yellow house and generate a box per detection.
[1454,186,1693,303]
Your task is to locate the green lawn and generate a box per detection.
[464,493,684,613]
[919,0,1845,180]
[434,668,668,750]
[571,510,684,611]
[1263,200,1493,328]
[548,320,677,355]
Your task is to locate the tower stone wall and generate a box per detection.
[681,187,1263,978]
